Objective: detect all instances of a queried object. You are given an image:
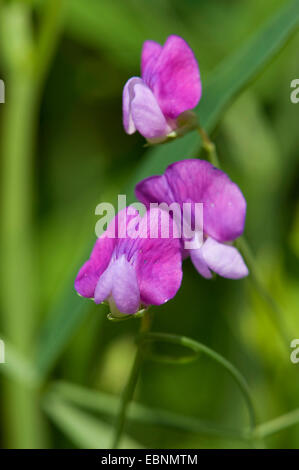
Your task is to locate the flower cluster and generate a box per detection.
[136,159,248,280]
[75,208,182,317]
[75,35,248,318]
[123,35,201,143]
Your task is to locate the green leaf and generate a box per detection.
[63,0,143,67]
[36,288,104,377]
[0,336,41,389]
[59,0,195,68]
[43,391,142,449]
[34,0,66,89]
[36,0,299,377]
[49,380,250,440]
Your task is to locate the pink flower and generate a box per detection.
[75,208,182,317]
[123,35,201,142]
[135,159,249,280]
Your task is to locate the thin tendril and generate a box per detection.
[139,332,256,432]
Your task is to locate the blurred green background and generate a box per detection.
[0,0,299,449]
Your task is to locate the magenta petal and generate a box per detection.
[195,163,247,242]
[190,247,213,279]
[136,160,246,242]
[141,40,162,82]
[135,174,173,208]
[74,237,115,298]
[146,35,201,119]
[201,238,249,279]
[135,209,182,305]
[112,257,140,314]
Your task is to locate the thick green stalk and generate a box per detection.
[0,0,64,448]
[111,310,152,449]
[0,3,41,448]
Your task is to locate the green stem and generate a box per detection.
[236,237,290,344]
[254,408,299,439]
[50,380,299,443]
[197,124,289,346]
[111,310,152,449]
[139,332,256,432]
[50,380,250,441]
[0,2,41,449]
[197,124,220,167]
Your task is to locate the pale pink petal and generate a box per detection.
[112,257,140,314]
[201,237,249,279]
[94,262,114,304]
[122,77,140,135]
[190,247,213,279]
[122,77,172,139]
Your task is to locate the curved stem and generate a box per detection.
[197,124,220,167]
[139,332,256,432]
[254,408,299,439]
[111,310,152,449]
[197,124,289,346]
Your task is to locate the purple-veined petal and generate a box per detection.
[136,159,246,242]
[74,236,115,298]
[141,40,162,82]
[106,206,140,240]
[112,257,140,314]
[145,35,201,119]
[201,237,249,279]
[135,174,174,208]
[122,77,172,139]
